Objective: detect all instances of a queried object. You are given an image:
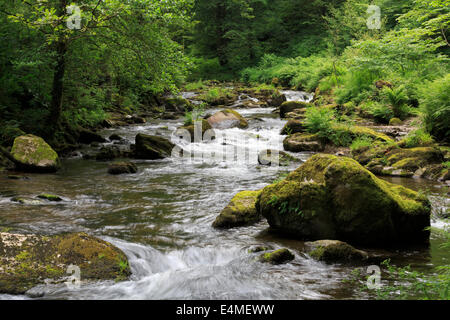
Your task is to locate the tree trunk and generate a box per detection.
[48,0,68,128]
[48,39,67,127]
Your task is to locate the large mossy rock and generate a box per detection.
[283,133,325,152]
[212,190,261,229]
[305,240,368,264]
[134,133,175,159]
[256,154,431,247]
[0,232,131,294]
[207,109,249,129]
[176,119,214,143]
[280,101,312,118]
[10,135,60,173]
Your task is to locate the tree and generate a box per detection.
[2,0,193,132]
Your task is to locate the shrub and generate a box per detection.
[351,137,373,151]
[400,129,435,148]
[419,74,450,142]
[382,85,411,119]
[304,107,335,139]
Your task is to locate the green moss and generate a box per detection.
[223,109,249,129]
[213,190,262,228]
[259,248,295,264]
[10,134,60,172]
[37,194,63,202]
[307,240,368,263]
[0,232,131,294]
[257,154,431,246]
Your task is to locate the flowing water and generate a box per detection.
[0,92,448,300]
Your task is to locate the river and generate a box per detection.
[0,91,448,300]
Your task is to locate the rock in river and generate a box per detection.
[207,109,249,129]
[0,232,131,294]
[305,240,368,264]
[258,149,301,166]
[10,135,60,173]
[176,119,214,143]
[280,101,312,118]
[259,248,295,265]
[108,161,138,175]
[213,190,261,229]
[134,134,176,160]
[256,154,431,247]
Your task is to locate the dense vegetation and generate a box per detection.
[1,0,448,149]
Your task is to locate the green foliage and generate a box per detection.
[419,74,450,142]
[382,85,411,119]
[304,107,336,139]
[184,103,206,126]
[350,137,373,151]
[401,129,435,148]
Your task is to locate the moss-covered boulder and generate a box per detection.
[0,232,130,294]
[256,154,431,247]
[280,120,305,135]
[176,119,214,143]
[10,135,60,173]
[134,134,175,160]
[280,101,312,118]
[259,248,295,265]
[213,190,261,229]
[207,109,248,129]
[353,146,445,179]
[258,149,301,166]
[283,133,324,152]
[305,240,368,264]
[107,161,138,175]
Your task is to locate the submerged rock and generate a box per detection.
[10,135,60,173]
[283,133,324,152]
[256,154,431,247]
[259,248,295,265]
[11,197,43,205]
[37,194,63,202]
[305,240,368,264]
[258,149,301,166]
[213,190,261,229]
[207,109,249,129]
[108,162,138,175]
[0,232,131,294]
[134,134,175,160]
